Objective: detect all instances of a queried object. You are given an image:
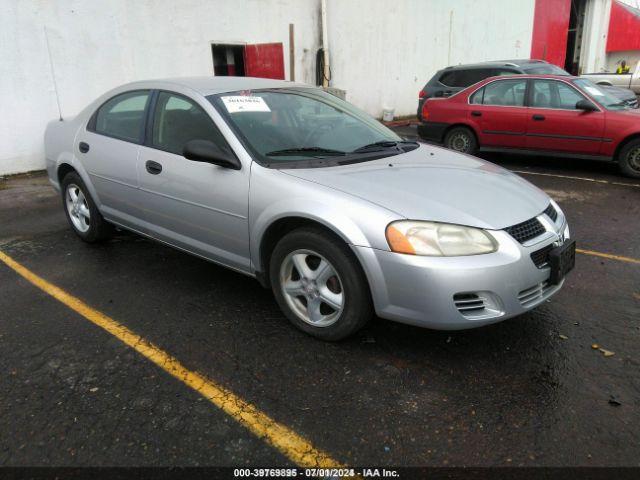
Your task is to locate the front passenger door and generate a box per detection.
[137,91,251,272]
[525,79,605,154]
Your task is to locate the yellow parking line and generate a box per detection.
[511,170,640,188]
[0,250,342,468]
[576,248,640,265]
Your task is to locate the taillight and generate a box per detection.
[421,102,429,120]
[419,89,427,98]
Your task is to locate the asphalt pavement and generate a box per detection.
[0,137,639,470]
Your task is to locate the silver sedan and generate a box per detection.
[45,77,575,340]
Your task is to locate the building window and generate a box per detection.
[211,44,246,76]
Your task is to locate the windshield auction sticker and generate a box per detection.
[221,96,271,113]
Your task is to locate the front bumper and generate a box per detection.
[354,227,569,330]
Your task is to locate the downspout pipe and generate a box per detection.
[321,0,330,87]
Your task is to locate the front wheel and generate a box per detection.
[269,228,372,341]
[444,126,478,155]
[618,139,640,178]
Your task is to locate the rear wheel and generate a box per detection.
[618,139,640,178]
[269,227,372,341]
[61,172,113,242]
[444,126,478,155]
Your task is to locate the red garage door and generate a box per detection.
[530,0,571,67]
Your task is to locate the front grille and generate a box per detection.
[518,281,553,307]
[453,293,486,315]
[504,217,546,244]
[543,203,558,222]
[530,244,554,268]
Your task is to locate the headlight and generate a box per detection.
[386,220,498,256]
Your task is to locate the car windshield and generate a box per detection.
[208,88,412,167]
[521,64,570,75]
[573,79,629,110]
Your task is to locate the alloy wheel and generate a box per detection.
[279,249,344,327]
[65,184,91,233]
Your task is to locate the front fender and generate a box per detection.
[248,166,401,272]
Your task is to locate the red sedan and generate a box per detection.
[418,74,640,178]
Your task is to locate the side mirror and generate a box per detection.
[576,99,598,112]
[183,140,241,170]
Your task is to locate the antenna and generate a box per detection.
[44,26,63,121]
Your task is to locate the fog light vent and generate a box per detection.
[453,293,486,313]
[453,292,504,320]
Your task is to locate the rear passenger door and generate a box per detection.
[80,90,151,231]
[137,91,251,272]
[467,78,529,148]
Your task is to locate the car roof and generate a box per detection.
[467,74,578,87]
[443,59,549,70]
[121,76,314,96]
[492,74,578,80]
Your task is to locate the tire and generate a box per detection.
[269,227,373,341]
[617,138,640,178]
[61,171,113,242]
[444,126,478,155]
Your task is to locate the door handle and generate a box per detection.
[145,160,162,175]
[532,114,546,121]
[471,111,482,117]
[79,142,90,153]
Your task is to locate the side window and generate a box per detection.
[556,82,586,109]
[152,92,234,157]
[531,81,553,108]
[531,80,586,109]
[439,71,459,87]
[458,69,494,87]
[92,91,150,142]
[441,69,493,88]
[470,87,484,104]
[479,79,527,106]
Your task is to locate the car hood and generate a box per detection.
[281,145,549,230]
[601,85,636,101]
[610,106,640,117]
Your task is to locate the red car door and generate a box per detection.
[468,78,529,148]
[525,79,605,154]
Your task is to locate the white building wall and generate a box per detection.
[1,0,539,175]
[326,0,536,119]
[0,0,320,175]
